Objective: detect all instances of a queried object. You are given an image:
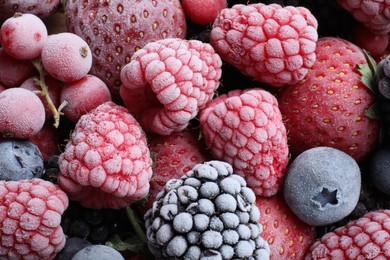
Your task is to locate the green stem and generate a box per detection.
[31,59,64,128]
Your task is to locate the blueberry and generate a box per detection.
[55,237,91,260]
[71,245,124,260]
[370,146,390,194]
[0,139,44,181]
[283,146,361,226]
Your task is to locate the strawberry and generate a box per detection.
[135,129,210,215]
[256,193,317,260]
[64,0,187,98]
[277,37,380,162]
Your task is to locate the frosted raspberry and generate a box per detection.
[0,48,35,88]
[337,0,390,35]
[199,88,289,196]
[41,32,93,83]
[0,13,48,60]
[0,178,68,259]
[210,3,318,87]
[120,38,222,135]
[305,209,390,259]
[58,101,153,209]
[0,88,46,139]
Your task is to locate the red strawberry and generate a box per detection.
[277,37,380,162]
[257,193,317,260]
[336,0,390,35]
[58,101,153,209]
[210,3,318,87]
[136,129,210,215]
[65,0,187,97]
[199,88,289,197]
[305,209,390,259]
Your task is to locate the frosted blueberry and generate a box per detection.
[202,230,223,249]
[173,212,193,233]
[0,140,44,181]
[283,146,361,226]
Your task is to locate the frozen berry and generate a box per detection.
[0,13,48,60]
[0,139,44,181]
[0,48,35,88]
[0,87,46,138]
[41,32,92,82]
[283,146,361,226]
[60,74,112,123]
[182,0,227,25]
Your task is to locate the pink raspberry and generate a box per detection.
[0,13,48,60]
[0,178,68,259]
[199,88,289,196]
[336,0,390,35]
[306,209,390,259]
[58,101,153,209]
[41,32,93,83]
[60,74,112,123]
[210,3,318,87]
[120,38,222,135]
[0,88,46,139]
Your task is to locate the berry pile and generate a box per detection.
[0,0,390,259]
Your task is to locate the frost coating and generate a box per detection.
[144,160,270,259]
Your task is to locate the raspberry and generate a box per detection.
[0,13,48,60]
[41,32,93,83]
[182,0,227,25]
[199,88,289,197]
[336,0,390,35]
[210,3,318,87]
[60,75,112,123]
[58,101,153,209]
[0,87,46,139]
[305,209,390,259]
[0,178,68,259]
[120,38,222,135]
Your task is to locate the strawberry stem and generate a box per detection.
[31,59,65,128]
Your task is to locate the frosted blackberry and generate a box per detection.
[144,160,270,259]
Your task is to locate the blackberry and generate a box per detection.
[144,160,270,259]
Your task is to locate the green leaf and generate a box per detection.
[356,50,378,94]
[364,103,380,119]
